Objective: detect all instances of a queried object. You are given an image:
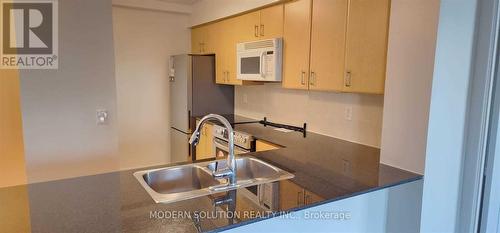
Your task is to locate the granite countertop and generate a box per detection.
[0,116,422,233]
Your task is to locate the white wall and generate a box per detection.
[112,7,190,170]
[380,0,440,174]
[190,0,279,26]
[236,84,384,147]
[19,0,119,183]
[420,0,479,231]
[228,180,423,233]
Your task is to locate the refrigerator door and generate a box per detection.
[169,54,192,133]
[170,127,191,163]
[191,55,234,118]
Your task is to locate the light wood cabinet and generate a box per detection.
[191,4,283,86]
[282,0,312,90]
[231,4,283,42]
[233,11,261,42]
[214,17,243,85]
[282,0,389,93]
[279,180,304,210]
[256,140,282,152]
[195,122,214,160]
[309,0,348,91]
[259,4,284,40]
[279,180,324,210]
[343,0,390,94]
[191,24,215,54]
[191,26,204,54]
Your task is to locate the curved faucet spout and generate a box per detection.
[189,114,237,185]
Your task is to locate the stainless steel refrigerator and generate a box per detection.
[169,54,234,163]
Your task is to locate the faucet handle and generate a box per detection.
[212,167,232,179]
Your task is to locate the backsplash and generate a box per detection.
[235,84,384,147]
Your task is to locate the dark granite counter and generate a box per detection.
[0,116,421,233]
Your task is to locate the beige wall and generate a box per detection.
[0,70,28,188]
[190,0,279,26]
[20,0,119,183]
[380,0,440,174]
[235,84,384,147]
[112,7,191,170]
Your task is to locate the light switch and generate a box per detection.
[96,109,109,125]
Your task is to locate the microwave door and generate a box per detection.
[238,51,262,80]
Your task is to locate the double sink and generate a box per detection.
[134,157,294,203]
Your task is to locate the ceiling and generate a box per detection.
[157,0,200,5]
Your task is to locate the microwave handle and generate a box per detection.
[260,51,266,78]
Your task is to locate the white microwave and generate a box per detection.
[236,38,282,82]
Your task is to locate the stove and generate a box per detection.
[212,124,254,151]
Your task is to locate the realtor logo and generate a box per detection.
[1,0,58,69]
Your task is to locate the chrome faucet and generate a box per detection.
[189,114,237,186]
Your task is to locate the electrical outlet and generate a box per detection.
[96,109,109,125]
[243,94,248,104]
[344,106,353,121]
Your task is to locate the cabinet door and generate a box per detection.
[214,21,227,84]
[304,190,324,205]
[224,17,243,85]
[196,124,214,160]
[282,0,312,90]
[309,0,348,91]
[256,140,281,152]
[232,11,261,43]
[344,0,390,94]
[203,123,214,158]
[191,27,204,54]
[203,24,216,54]
[279,180,304,210]
[259,4,284,39]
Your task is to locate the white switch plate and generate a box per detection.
[96,109,109,125]
[344,106,353,121]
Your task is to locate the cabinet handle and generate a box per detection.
[260,24,265,37]
[297,191,303,205]
[305,194,310,204]
[310,71,316,86]
[199,43,202,53]
[345,71,352,87]
[301,71,306,85]
[255,25,259,37]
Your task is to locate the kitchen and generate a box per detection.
[1,0,499,233]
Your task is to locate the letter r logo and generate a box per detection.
[2,2,53,54]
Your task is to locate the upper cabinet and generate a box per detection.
[191,24,215,54]
[282,0,312,90]
[343,0,390,94]
[191,0,388,93]
[259,4,284,40]
[282,0,390,94]
[231,4,284,43]
[309,0,348,91]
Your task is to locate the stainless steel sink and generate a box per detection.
[134,157,294,203]
[206,157,284,182]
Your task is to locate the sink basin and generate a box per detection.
[206,157,282,181]
[134,157,294,203]
[142,165,220,194]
